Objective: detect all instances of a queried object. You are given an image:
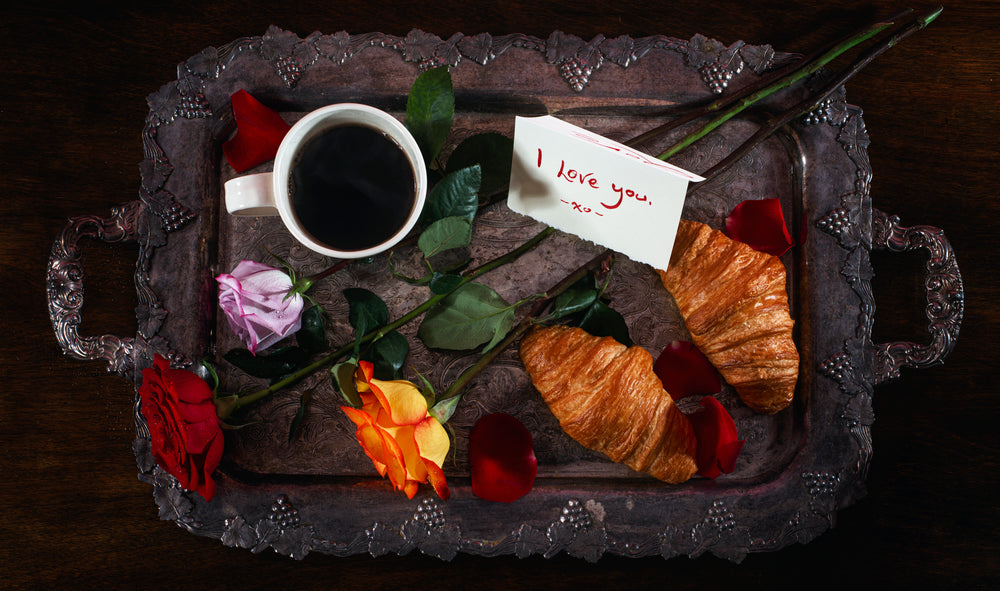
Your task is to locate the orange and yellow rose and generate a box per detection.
[340,361,450,500]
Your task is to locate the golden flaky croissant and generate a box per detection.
[520,325,698,483]
[658,220,798,414]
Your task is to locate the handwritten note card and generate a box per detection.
[507,116,703,271]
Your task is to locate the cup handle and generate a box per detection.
[225,173,280,216]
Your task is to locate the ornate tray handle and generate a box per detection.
[46,201,141,377]
[871,208,963,384]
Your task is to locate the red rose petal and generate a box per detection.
[222,90,291,173]
[687,397,745,479]
[724,198,794,257]
[469,413,537,503]
[653,340,722,400]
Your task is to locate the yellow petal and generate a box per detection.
[370,379,429,426]
[414,416,450,468]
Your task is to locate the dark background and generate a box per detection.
[2,2,996,589]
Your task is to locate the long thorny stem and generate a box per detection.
[429,7,943,404]
[227,226,556,414]
[223,7,941,416]
[689,6,942,191]
[656,8,933,161]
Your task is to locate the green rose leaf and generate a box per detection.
[405,66,454,165]
[429,272,465,295]
[223,346,310,379]
[549,277,599,320]
[418,282,516,351]
[288,386,315,442]
[445,133,513,197]
[344,287,389,355]
[577,299,633,347]
[363,330,410,380]
[418,216,473,259]
[331,359,362,408]
[421,164,482,226]
[296,305,327,354]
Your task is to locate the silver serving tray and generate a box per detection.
[47,27,963,562]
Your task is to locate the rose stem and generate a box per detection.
[226,8,943,414]
[427,8,945,405]
[654,7,935,161]
[437,249,614,402]
[624,8,916,151]
[307,258,351,283]
[229,225,556,412]
[688,5,943,191]
[484,10,931,200]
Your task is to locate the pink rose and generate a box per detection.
[216,260,304,354]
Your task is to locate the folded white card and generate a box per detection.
[507,115,703,271]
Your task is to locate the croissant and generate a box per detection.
[520,325,698,483]
[658,220,798,414]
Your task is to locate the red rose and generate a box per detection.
[139,355,224,501]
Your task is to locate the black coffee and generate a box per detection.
[290,124,416,251]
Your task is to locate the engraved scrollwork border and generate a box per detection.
[818,109,877,480]
[192,26,780,94]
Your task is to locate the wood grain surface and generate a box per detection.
[2,2,997,589]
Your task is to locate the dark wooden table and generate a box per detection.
[3,2,997,588]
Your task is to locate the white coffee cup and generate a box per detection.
[224,103,427,259]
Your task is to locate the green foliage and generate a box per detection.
[223,346,309,379]
[545,274,632,346]
[577,300,632,346]
[421,164,481,226]
[405,66,454,165]
[296,305,327,354]
[418,216,473,259]
[428,272,464,295]
[288,387,315,442]
[548,277,600,320]
[418,282,517,352]
[445,133,514,197]
[344,287,389,356]
[331,359,362,408]
[362,330,410,380]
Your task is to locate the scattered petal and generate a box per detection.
[469,413,537,502]
[222,90,291,173]
[687,396,745,479]
[653,340,721,400]
[724,198,794,256]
